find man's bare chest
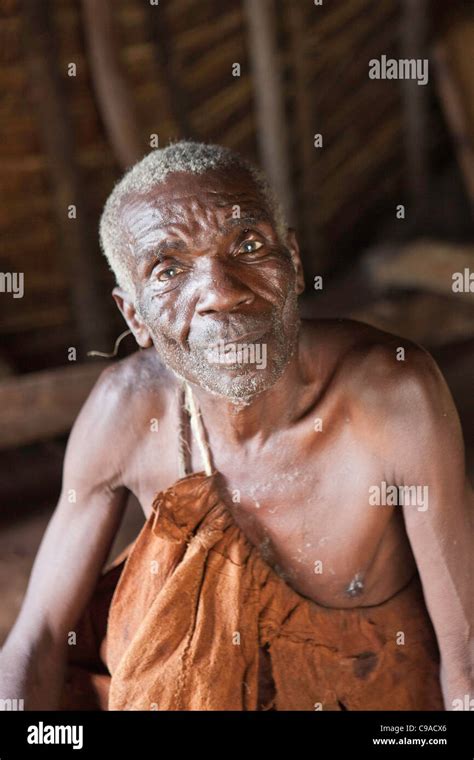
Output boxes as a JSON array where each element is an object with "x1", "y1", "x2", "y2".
[{"x1": 125, "y1": 418, "x2": 416, "y2": 609}]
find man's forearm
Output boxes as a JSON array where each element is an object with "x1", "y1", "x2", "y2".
[
  {"x1": 0, "y1": 633, "x2": 67, "y2": 710},
  {"x1": 440, "y1": 659, "x2": 473, "y2": 711}
]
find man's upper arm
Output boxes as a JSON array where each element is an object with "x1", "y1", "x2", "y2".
[
  {"x1": 386, "y1": 348, "x2": 473, "y2": 703},
  {"x1": 7, "y1": 365, "x2": 130, "y2": 650}
]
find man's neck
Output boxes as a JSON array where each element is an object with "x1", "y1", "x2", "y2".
[{"x1": 186, "y1": 338, "x2": 313, "y2": 450}]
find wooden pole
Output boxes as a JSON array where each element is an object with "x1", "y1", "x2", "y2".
[
  {"x1": 433, "y1": 31, "x2": 474, "y2": 207},
  {"x1": 21, "y1": 0, "x2": 111, "y2": 353},
  {"x1": 0, "y1": 362, "x2": 107, "y2": 449},
  {"x1": 144, "y1": 2, "x2": 194, "y2": 140},
  {"x1": 243, "y1": 0, "x2": 295, "y2": 226},
  {"x1": 81, "y1": 0, "x2": 144, "y2": 169},
  {"x1": 400, "y1": 0, "x2": 430, "y2": 214},
  {"x1": 287, "y1": 1, "x2": 325, "y2": 267}
]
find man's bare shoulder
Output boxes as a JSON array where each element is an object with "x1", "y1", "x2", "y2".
[
  {"x1": 301, "y1": 318, "x2": 464, "y2": 489},
  {"x1": 302, "y1": 317, "x2": 449, "y2": 420},
  {"x1": 96, "y1": 347, "x2": 176, "y2": 401},
  {"x1": 64, "y1": 348, "x2": 177, "y2": 489}
]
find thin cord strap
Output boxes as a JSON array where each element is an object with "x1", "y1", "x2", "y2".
[
  {"x1": 183, "y1": 381, "x2": 213, "y2": 476},
  {"x1": 177, "y1": 383, "x2": 192, "y2": 478},
  {"x1": 86, "y1": 329, "x2": 132, "y2": 358}
]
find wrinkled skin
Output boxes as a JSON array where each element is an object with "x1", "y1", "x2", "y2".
[
  {"x1": 114, "y1": 166, "x2": 303, "y2": 403},
  {"x1": 1, "y1": 166, "x2": 471, "y2": 711}
]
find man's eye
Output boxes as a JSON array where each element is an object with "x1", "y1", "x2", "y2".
[
  {"x1": 239, "y1": 239, "x2": 263, "y2": 254},
  {"x1": 158, "y1": 266, "x2": 182, "y2": 281}
]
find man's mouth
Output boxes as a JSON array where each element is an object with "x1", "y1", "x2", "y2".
[{"x1": 206, "y1": 329, "x2": 267, "y2": 349}]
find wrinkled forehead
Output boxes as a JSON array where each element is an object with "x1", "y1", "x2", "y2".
[{"x1": 118, "y1": 167, "x2": 275, "y2": 248}]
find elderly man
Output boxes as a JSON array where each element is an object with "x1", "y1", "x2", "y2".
[{"x1": 0, "y1": 141, "x2": 472, "y2": 711}]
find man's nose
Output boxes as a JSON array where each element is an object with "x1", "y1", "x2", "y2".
[{"x1": 194, "y1": 260, "x2": 255, "y2": 315}]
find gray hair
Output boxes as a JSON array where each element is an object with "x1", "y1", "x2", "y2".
[{"x1": 99, "y1": 140, "x2": 288, "y2": 295}]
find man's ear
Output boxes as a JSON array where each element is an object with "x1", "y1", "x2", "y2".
[
  {"x1": 286, "y1": 228, "x2": 305, "y2": 295},
  {"x1": 112, "y1": 287, "x2": 153, "y2": 348}
]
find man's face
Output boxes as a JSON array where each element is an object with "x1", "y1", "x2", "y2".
[{"x1": 118, "y1": 167, "x2": 303, "y2": 402}]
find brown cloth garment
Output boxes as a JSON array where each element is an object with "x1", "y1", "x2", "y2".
[{"x1": 60, "y1": 382, "x2": 443, "y2": 711}]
